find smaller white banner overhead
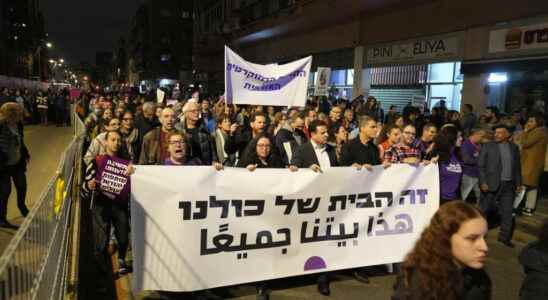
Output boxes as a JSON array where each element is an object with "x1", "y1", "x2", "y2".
[
  {"x1": 224, "y1": 46, "x2": 312, "y2": 107},
  {"x1": 314, "y1": 67, "x2": 331, "y2": 96}
]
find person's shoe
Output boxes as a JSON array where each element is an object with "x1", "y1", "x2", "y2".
[
  {"x1": 522, "y1": 208, "x2": 534, "y2": 216},
  {"x1": 0, "y1": 221, "x2": 19, "y2": 230},
  {"x1": 256, "y1": 287, "x2": 269, "y2": 300},
  {"x1": 118, "y1": 259, "x2": 129, "y2": 275},
  {"x1": 353, "y1": 269, "x2": 370, "y2": 284},
  {"x1": 498, "y1": 238, "x2": 515, "y2": 248},
  {"x1": 317, "y1": 281, "x2": 330, "y2": 296}
]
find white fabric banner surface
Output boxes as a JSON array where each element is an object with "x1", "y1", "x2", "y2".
[
  {"x1": 131, "y1": 165, "x2": 439, "y2": 292},
  {"x1": 224, "y1": 46, "x2": 312, "y2": 107}
]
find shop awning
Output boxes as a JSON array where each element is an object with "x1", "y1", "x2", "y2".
[{"x1": 461, "y1": 55, "x2": 548, "y2": 74}]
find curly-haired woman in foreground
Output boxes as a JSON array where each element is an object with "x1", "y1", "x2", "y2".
[{"x1": 392, "y1": 201, "x2": 491, "y2": 300}]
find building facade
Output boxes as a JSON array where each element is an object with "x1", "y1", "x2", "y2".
[
  {"x1": 127, "y1": 0, "x2": 193, "y2": 89},
  {"x1": 1, "y1": 0, "x2": 48, "y2": 80},
  {"x1": 193, "y1": 0, "x2": 548, "y2": 114}
]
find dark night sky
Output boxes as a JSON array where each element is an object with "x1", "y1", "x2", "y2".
[{"x1": 40, "y1": 0, "x2": 142, "y2": 65}]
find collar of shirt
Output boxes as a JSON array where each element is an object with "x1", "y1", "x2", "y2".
[{"x1": 311, "y1": 140, "x2": 326, "y2": 151}]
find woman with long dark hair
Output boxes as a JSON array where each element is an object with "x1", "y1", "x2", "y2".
[
  {"x1": 393, "y1": 201, "x2": 491, "y2": 300},
  {"x1": 236, "y1": 134, "x2": 283, "y2": 170},
  {"x1": 432, "y1": 124, "x2": 464, "y2": 204}
]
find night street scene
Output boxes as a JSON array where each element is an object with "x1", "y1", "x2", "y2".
[{"x1": 2, "y1": 1, "x2": 548, "y2": 299}]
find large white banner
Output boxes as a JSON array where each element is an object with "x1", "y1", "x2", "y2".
[
  {"x1": 131, "y1": 165, "x2": 439, "y2": 292},
  {"x1": 224, "y1": 46, "x2": 312, "y2": 107}
]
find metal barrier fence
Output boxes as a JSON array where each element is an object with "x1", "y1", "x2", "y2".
[{"x1": 0, "y1": 114, "x2": 85, "y2": 300}]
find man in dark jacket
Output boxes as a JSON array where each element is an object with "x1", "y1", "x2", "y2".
[
  {"x1": 0, "y1": 103, "x2": 30, "y2": 229},
  {"x1": 275, "y1": 112, "x2": 307, "y2": 165},
  {"x1": 225, "y1": 112, "x2": 267, "y2": 159},
  {"x1": 479, "y1": 124, "x2": 522, "y2": 247},
  {"x1": 289, "y1": 119, "x2": 337, "y2": 296},
  {"x1": 175, "y1": 101, "x2": 218, "y2": 166}
]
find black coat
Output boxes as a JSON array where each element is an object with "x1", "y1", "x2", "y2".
[
  {"x1": 290, "y1": 141, "x2": 338, "y2": 168},
  {"x1": 519, "y1": 241, "x2": 548, "y2": 300},
  {"x1": 0, "y1": 121, "x2": 30, "y2": 172},
  {"x1": 392, "y1": 267, "x2": 491, "y2": 300},
  {"x1": 275, "y1": 128, "x2": 307, "y2": 166}
]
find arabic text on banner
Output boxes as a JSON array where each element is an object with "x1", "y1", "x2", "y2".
[{"x1": 131, "y1": 165, "x2": 439, "y2": 292}]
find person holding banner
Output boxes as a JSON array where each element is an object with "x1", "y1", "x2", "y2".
[
  {"x1": 340, "y1": 116, "x2": 381, "y2": 169},
  {"x1": 393, "y1": 201, "x2": 491, "y2": 300},
  {"x1": 289, "y1": 119, "x2": 338, "y2": 296},
  {"x1": 82, "y1": 130, "x2": 134, "y2": 276},
  {"x1": 384, "y1": 124, "x2": 423, "y2": 165},
  {"x1": 237, "y1": 134, "x2": 283, "y2": 170},
  {"x1": 164, "y1": 132, "x2": 203, "y2": 166}
]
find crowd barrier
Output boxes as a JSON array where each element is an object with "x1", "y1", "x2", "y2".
[
  {"x1": 0, "y1": 113, "x2": 85, "y2": 300},
  {"x1": 0, "y1": 76, "x2": 50, "y2": 91}
]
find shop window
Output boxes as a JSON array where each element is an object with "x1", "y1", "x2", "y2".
[
  {"x1": 428, "y1": 84, "x2": 462, "y2": 110},
  {"x1": 427, "y1": 62, "x2": 455, "y2": 83},
  {"x1": 454, "y1": 62, "x2": 463, "y2": 82},
  {"x1": 346, "y1": 69, "x2": 354, "y2": 86},
  {"x1": 488, "y1": 73, "x2": 508, "y2": 83},
  {"x1": 309, "y1": 72, "x2": 316, "y2": 87},
  {"x1": 330, "y1": 70, "x2": 346, "y2": 86}
]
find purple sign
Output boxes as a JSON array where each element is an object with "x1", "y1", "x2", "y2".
[{"x1": 96, "y1": 156, "x2": 130, "y2": 200}]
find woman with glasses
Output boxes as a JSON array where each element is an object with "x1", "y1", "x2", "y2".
[
  {"x1": 236, "y1": 134, "x2": 283, "y2": 171},
  {"x1": 163, "y1": 132, "x2": 202, "y2": 166}
]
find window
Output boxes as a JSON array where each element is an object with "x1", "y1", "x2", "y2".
[
  {"x1": 427, "y1": 62, "x2": 455, "y2": 83},
  {"x1": 346, "y1": 69, "x2": 354, "y2": 86},
  {"x1": 330, "y1": 70, "x2": 346, "y2": 86}
]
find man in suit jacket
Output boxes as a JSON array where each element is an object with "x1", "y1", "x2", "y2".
[
  {"x1": 290, "y1": 119, "x2": 338, "y2": 172},
  {"x1": 479, "y1": 124, "x2": 522, "y2": 247},
  {"x1": 289, "y1": 119, "x2": 337, "y2": 296}
]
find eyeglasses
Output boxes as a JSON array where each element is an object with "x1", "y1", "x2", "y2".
[{"x1": 257, "y1": 144, "x2": 271, "y2": 148}]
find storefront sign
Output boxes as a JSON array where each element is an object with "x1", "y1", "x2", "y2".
[
  {"x1": 489, "y1": 22, "x2": 548, "y2": 53},
  {"x1": 366, "y1": 35, "x2": 461, "y2": 65}
]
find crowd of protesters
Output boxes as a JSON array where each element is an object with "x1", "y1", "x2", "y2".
[
  {"x1": 70, "y1": 87, "x2": 548, "y2": 299},
  {"x1": 2, "y1": 83, "x2": 547, "y2": 299}
]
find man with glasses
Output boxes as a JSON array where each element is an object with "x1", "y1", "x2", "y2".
[
  {"x1": 175, "y1": 102, "x2": 219, "y2": 167},
  {"x1": 139, "y1": 108, "x2": 179, "y2": 165},
  {"x1": 384, "y1": 124, "x2": 422, "y2": 164},
  {"x1": 134, "y1": 101, "x2": 158, "y2": 142},
  {"x1": 275, "y1": 112, "x2": 307, "y2": 165},
  {"x1": 119, "y1": 111, "x2": 140, "y2": 163}
]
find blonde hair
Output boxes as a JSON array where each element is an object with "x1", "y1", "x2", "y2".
[{"x1": 0, "y1": 103, "x2": 24, "y2": 123}]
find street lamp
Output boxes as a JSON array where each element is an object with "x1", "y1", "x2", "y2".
[
  {"x1": 59, "y1": 58, "x2": 64, "y2": 63},
  {"x1": 46, "y1": 42, "x2": 52, "y2": 48}
]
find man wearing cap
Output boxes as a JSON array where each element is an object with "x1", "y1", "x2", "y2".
[{"x1": 478, "y1": 124, "x2": 522, "y2": 248}]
